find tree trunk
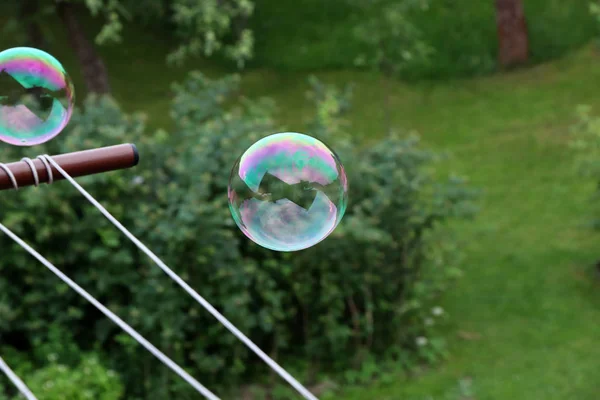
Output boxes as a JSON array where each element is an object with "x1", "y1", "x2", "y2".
[
  {"x1": 19, "y1": 0, "x2": 46, "y2": 49},
  {"x1": 495, "y1": 0, "x2": 529, "y2": 68},
  {"x1": 56, "y1": 2, "x2": 111, "y2": 94}
]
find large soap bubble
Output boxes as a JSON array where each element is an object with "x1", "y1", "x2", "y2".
[
  {"x1": 0, "y1": 47, "x2": 75, "y2": 146},
  {"x1": 228, "y1": 132, "x2": 348, "y2": 252}
]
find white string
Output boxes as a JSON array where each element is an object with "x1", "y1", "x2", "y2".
[
  {"x1": 36, "y1": 156, "x2": 53, "y2": 185},
  {"x1": 41, "y1": 155, "x2": 319, "y2": 400},
  {"x1": 0, "y1": 355, "x2": 37, "y2": 400},
  {"x1": 0, "y1": 164, "x2": 18, "y2": 190},
  {"x1": 20, "y1": 158, "x2": 39, "y2": 187},
  {"x1": 0, "y1": 222, "x2": 220, "y2": 400}
]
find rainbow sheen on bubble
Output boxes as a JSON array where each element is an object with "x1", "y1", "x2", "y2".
[
  {"x1": 228, "y1": 132, "x2": 348, "y2": 252},
  {"x1": 0, "y1": 47, "x2": 74, "y2": 146}
]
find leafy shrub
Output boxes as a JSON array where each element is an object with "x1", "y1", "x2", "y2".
[
  {"x1": 0, "y1": 327, "x2": 122, "y2": 400},
  {"x1": 0, "y1": 356, "x2": 121, "y2": 400},
  {"x1": 24, "y1": 355, "x2": 123, "y2": 400},
  {"x1": 0, "y1": 73, "x2": 476, "y2": 398}
]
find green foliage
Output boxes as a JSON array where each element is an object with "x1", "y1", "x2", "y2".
[
  {"x1": 352, "y1": 0, "x2": 433, "y2": 77},
  {"x1": 0, "y1": 326, "x2": 123, "y2": 400},
  {"x1": 24, "y1": 355, "x2": 123, "y2": 400},
  {"x1": 0, "y1": 0, "x2": 254, "y2": 68},
  {"x1": 570, "y1": 105, "x2": 600, "y2": 228},
  {"x1": 5, "y1": 0, "x2": 594, "y2": 78},
  {"x1": 88, "y1": 0, "x2": 127, "y2": 46},
  {"x1": 168, "y1": 0, "x2": 255, "y2": 67},
  {"x1": 251, "y1": 0, "x2": 595, "y2": 79},
  {"x1": 92, "y1": 0, "x2": 256, "y2": 67},
  {"x1": 0, "y1": 0, "x2": 130, "y2": 46},
  {"x1": 591, "y1": 1, "x2": 600, "y2": 23},
  {"x1": 0, "y1": 73, "x2": 475, "y2": 398}
]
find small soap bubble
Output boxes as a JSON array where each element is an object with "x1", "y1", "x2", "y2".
[
  {"x1": 228, "y1": 132, "x2": 348, "y2": 252},
  {"x1": 0, "y1": 47, "x2": 75, "y2": 146}
]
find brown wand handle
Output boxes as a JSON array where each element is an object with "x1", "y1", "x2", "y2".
[{"x1": 0, "y1": 143, "x2": 140, "y2": 191}]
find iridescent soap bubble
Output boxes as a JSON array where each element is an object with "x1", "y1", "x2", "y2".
[
  {"x1": 0, "y1": 47, "x2": 75, "y2": 146},
  {"x1": 228, "y1": 132, "x2": 348, "y2": 252}
]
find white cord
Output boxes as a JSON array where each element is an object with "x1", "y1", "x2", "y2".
[
  {"x1": 20, "y1": 158, "x2": 39, "y2": 187},
  {"x1": 42, "y1": 155, "x2": 319, "y2": 400},
  {"x1": 0, "y1": 164, "x2": 18, "y2": 190},
  {"x1": 36, "y1": 156, "x2": 53, "y2": 184},
  {"x1": 0, "y1": 355, "x2": 37, "y2": 400},
  {"x1": 0, "y1": 222, "x2": 220, "y2": 400}
]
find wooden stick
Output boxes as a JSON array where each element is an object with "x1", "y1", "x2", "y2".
[{"x1": 0, "y1": 144, "x2": 139, "y2": 191}]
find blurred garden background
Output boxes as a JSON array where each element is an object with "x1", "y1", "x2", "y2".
[{"x1": 0, "y1": 0, "x2": 600, "y2": 399}]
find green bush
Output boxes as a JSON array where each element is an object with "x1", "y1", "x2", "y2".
[
  {"x1": 0, "y1": 327, "x2": 122, "y2": 400},
  {"x1": 250, "y1": 0, "x2": 595, "y2": 79},
  {"x1": 0, "y1": 73, "x2": 476, "y2": 398},
  {"x1": 0, "y1": 357, "x2": 122, "y2": 400},
  {"x1": 25, "y1": 355, "x2": 123, "y2": 400}
]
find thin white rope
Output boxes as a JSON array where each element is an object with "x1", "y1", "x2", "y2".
[
  {"x1": 0, "y1": 222, "x2": 220, "y2": 400},
  {"x1": 20, "y1": 158, "x2": 39, "y2": 187},
  {"x1": 0, "y1": 355, "x2": 37, "y2": 400},
  {"x1": 36, "y1": 156, "x2": 53, "y2": 184},
  {"x1": 0, "y1": 164, "x2": 18, "y2": 190},
  {"x1": 42, "y1": 155, "x2": 319, "y2": 400}
]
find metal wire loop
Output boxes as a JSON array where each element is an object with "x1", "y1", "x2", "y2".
[{"x1": 20, "y1": 157, "x2": 39, "y2": 187}]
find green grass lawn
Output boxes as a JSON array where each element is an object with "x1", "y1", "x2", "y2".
[
  {"x1": 2, "y1": 14, "x2": 600, "y2": 399},
  {"x1": 322, "y1": 49, "x2": 600, "y2": 399}
]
